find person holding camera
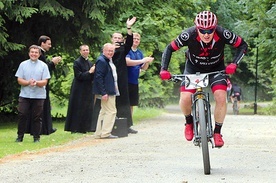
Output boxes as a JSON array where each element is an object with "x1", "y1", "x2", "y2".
[{"x1": 111, "y1": 16, "x2": 138, "y2": 134}]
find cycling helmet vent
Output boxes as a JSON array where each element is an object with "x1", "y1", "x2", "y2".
[{"x1": 194, "y1": 11, "x2": 217, "y2": 29}]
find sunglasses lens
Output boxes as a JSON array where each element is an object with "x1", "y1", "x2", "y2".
[{"x1": 199, "y1": 29, "x2": 214, "y2": 34}]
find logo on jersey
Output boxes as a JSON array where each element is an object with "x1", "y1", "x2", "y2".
[
  {"x1": 223, "y1": 30, "x2": 232, "y2": 39},
  {"x1": 180, "y1": 32, "x2": 189, "y2": 41}
]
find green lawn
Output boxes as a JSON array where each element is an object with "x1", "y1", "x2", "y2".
[{"x1": 0, "y1": 107, "x2": 163, "y2": 159}]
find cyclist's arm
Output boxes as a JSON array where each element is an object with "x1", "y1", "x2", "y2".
[
  {"x1": 229, "y1": 88, "x2": 233, "y2": 96},
  {"x1": 232, "y1": 39, "x2": 248, "y2": 65},
  {"x1": 161, "y1": 43, "x2": 176, "y2": 70},
  {"x1": 240, "y1": 88, "x2": 242, "y2": 96},
  {"x1": 161, "y1": 28, "x2": 194, "y2": 70},
  {"x1": 216, "y1": 26, "x2": 248, "y2": 65},
  {"x1": 240, "y1": 88, "x2": 242, "y2": 100}
]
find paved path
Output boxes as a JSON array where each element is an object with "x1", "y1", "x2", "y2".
[{"x1": 0, "y1": 105, "x2": 275, "y2": 183}]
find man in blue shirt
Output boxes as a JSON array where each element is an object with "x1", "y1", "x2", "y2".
[
  {"x1": 126, "y1": 33, "x2": 154, "y2": 128},
  {"x1": 15, "y1": 45, "x2": 51, "y2": 142}
]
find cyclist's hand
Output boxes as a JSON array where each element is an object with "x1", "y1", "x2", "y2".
[
  {"x1": 225, "y1": 63, "x2": 237, "y2": 74},
  {"x1": 160, "y1": 69, "x2": 171, "y2": 80}
]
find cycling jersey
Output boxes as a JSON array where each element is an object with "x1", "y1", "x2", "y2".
[
  {"x1": 161, "y1": 26, "x2": 248, "y2": 72},
  {"x1": 230, "y1": 84, "x2": 242, "y2": 96}
]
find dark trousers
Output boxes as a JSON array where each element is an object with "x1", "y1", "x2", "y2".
[{"x1": 17, "y1": 97, "x2": 44, "y2": 139}]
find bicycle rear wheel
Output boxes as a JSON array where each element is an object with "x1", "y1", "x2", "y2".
[{"x1": 198, "y1": 99, "x2": 211, "y2": 175}]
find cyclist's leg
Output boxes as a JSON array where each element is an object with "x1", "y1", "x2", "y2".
[
  {"x1": 210, "y1": 74, "x2": 227, "y2": 147},
  {"x1": 180, "y1": 62, "x2": 198, "y2": 141},
  {"x1": 180, "y1": 61, "x2": 197, "y2": 116},
  {"x1": 230, "y1": 95, "x2": 234, "y2": 104},
  {"x1": 213, "y1": 89, "x2": 227, "y2": 123},
  {"x1": 180, "y1": 88, "x2": 195, "y2": 141},
  {"x1": 210, "y1": 74, "x2": 228, "y2": 123},
  {"x1": 237, "y1": 95, "x2": 241, "y2": 109},
  {"x1": 179, "y1": 91, "x2": 193, "y2": 116}
]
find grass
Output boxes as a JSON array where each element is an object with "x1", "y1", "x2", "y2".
[
  {"x1": 239, "y1": 102, "x2": 276, "y2": 115},
  {"x1": 0, "y1": 107, "x2": 162, "y2": 159}
]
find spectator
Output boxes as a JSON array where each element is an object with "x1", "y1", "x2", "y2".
[
  {"x1": 126, "y1": 32, "x2": 154, "y2": 117},
  {"x1": 112, "y1": 16, "x2": 138, "y2": 134},
  {"x1": 93, "y1": 43, "x2": 118, "y2": 139},
  {"x1": 92, "y1": 17, "x2": 137, "y2": 134},
  {"x1": 15, "y1": 45, "x2": 51, "y2": 142},
  {"x1": 26, "y1": 35, "x2": 61, "y2": 135},
  {"x1": 65, "y1": 45, "x2": 95, "y2": 133}
]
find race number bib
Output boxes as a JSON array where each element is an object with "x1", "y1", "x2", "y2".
[{"x1": 185, "y1": 74, "x2": 209, "y2": 89}]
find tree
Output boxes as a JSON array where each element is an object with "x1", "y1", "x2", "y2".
[{"x1": 1, "y1": 0, "x2": 274, "y2": 117}]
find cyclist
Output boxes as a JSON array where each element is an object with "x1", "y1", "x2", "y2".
[
  {"x1": 160, "y1": 11, "x2": 248, "y2": 147},
  {"x1": 230, "y1": 83, "x2": 242, "y2": 109}
]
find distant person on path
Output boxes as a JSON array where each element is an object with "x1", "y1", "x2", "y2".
[
  {"x1": 126, "y1": 32, "x2": 154, "y2": 118},
  {"x1": 230, "y1": 83, "x2": 242, "y2": 109},
  {"x1": 65, "y1": 45, "x2": 95, "y2": 133},
  {"x1": 15, "y1": 45, "x2": 51, "y2": 142},
  {"x1": 160, "y1": 11, "x2": 248, "y2": 147},
  {"x1": 93, "y1": 43, "x2": 118, "y2": 139}
]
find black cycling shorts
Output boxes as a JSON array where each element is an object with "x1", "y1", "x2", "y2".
[{"x1": 232, "y1": 94, "x2": 241, "y2": 101}]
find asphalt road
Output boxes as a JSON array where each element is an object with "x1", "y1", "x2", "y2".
[{"x1": 0, "y1": 105, "x2": 275, "y2": 183}]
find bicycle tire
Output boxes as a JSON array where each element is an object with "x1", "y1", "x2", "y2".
[
  {"x1": 233, "y1": 99, "x2": 239, "y2": 115},
  {"x1": 198, "y1": 99, "x2": 211, "y2": 174}
]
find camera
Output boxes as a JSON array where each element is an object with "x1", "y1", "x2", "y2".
[{"x1": 115, "y1": 42, "x2": 124, "y2": 46}]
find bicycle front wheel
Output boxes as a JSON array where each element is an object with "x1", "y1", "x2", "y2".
[{"x1": 198, "y1": 99, "x2": 211, "y2": 175}]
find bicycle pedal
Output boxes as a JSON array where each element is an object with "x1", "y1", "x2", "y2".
[
  {"x1": 193, "y1": 139, "x2": 200, "y2": 146},
  {"x1": 210, "y1": 138, "x2": 215, "y2": 148}
]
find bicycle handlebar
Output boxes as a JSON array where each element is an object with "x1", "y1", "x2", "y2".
[{"x1": 170, "y1": 70, "x2": 226, "y2": 83}]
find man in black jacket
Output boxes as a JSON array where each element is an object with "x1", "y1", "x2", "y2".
[
  {"x1": 93, "y1": 43, "x2": 118, "y2": 139},
  {"x1": 111, "y1": 16, "x2": 138, "y2": 134},
  {"x1": 65, "y1": 45, "x2": 95, "y2": 133},
  {"x1": 37, "y1": 35, "x2": 61, "y2": 135}
]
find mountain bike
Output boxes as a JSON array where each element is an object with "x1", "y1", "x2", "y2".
[
  {"x1": 171, "y1": 70, "x2": 225, "y2": 175},
  {"x1": 232, "y1": 96, "x2": 239, "y2": 115}
]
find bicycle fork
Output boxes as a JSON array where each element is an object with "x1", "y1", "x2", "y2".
[{"x1": 191, "y1": 89, "x2": 215, "y2": 148}]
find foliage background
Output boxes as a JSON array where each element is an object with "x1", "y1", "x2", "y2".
[{"x1": 0, "y1": 0, "x2": 275, "y2": 117}]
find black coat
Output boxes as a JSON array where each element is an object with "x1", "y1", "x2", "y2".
[
  {"x1": 64, "y1": 56, "x2": 95, "y2": 133},
  {"x1": 112, "y1": 34, "x2": 133, "y2": 127}
]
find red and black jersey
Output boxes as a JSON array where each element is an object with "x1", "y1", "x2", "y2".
[{"x1": 161, "y1": 26, "x2": 248, "y2": 72}]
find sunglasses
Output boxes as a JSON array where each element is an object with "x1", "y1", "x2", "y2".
[{"x1": 198, "y1": 29, "x2": 215, "y2": 34}]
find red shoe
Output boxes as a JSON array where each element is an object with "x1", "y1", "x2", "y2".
[
  {"x1": 214, "y1": 133, "x2": 224, "y2": 147},
  {"x1": 184, "y1": 123, "x2": 194, "y2": 141}
]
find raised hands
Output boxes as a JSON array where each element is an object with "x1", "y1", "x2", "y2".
[{"x1": 126, "y1": 16, "x2": 137, "y2": 28}]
